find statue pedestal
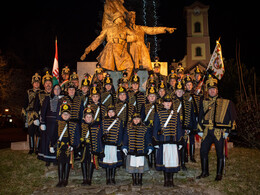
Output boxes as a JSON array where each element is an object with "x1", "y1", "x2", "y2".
[{"x1": 77, "y1": 61, "x2": 98, "y2": 83}]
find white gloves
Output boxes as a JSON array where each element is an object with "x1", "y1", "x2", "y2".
[
  {"x1": 178, "y1": 145, "x2": 183, "y2": 150},
  {"x1": 25, "y1": 122, "x2": 28, "y2": 128},
  {"x1": 33, "y1": 119, "x2": 40, "y2": 126},
  {"x1": 49, "y1": 147, "x2": 55, "y2": 153},
  {"x1": 198, "y1": 132, "x2": 203, "y2": 138},
  {"x1": 147, "y1": 149, "x2": 153, "y2": 155},
  {"x1": 69, "y1": 146, "x2": 73, "y2": 152},
  {"x1": 224, "y1": 133, "x2": 229, "y2": 139},
  {"x1": 154, "y1": 145, "x2": 159, "y2": 149},
  {"x1": 122, "y1": 148, "x2": 128, "y2": 156},
  {"x1": 40, "y1": 124, "x2": 46, "y2": 131}
]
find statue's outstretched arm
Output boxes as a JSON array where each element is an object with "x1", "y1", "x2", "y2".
[
  {"x1": 141, "y1": 26, "x2": 176, "y2": 35},
  {"x1": 81, "y1": 29, "x2": 107, "y2": 61}
]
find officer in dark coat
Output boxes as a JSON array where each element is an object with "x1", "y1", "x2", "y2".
[
  {"x1": 101, "y1": 74, "x2": 116, "y2": 108},
  {"x1": 22, "y1": 73, "x2": 41, "y2": 154},
  {"x1": 196, "y1": 75, "x2": 237, "y2": 181}
]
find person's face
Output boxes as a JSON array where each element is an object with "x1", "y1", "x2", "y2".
[
  {"x1": 119, "y1": 93, "x2": 127, "y2": 102},
  {"x1": 84, "y1": 114, "x2": 93, "y2": 124},
  {"x1": 33, "y1": 82, "x2": 40, "y2": 90},
  {"x1": 71, "y1": 80, "x2": 79, "y2": 88},
  {"x1": 68, "y1": 88, "x2": 76, "y2": 97},
  {"x1": 131, "y1": 83, "x2": 139, "y2": 91},
  {"x1": 175, "y1": 89, "x2": 184, "y2": 98},
  {"x1": 53, "y1": 85, "x2": 61, "y2": 96},
  {"x1": 158, "y1": 89, "x2": 166, "y2": 98},
  {"x1": 122, "y1": 83, "x2": 128, "y2": 89},
  {"x1": 133, "y1": 117, "x2": 141, "y2": 125},
  {"x1": 170, "y1": 79, "x2": 176, "y2": 87},
  {"x1": 61, "y1": 112, "x2": 71, "y2": 121},
  {"x1": 147, "y1": 94, "x2": 156, "y2": 103},
  {"x1": 154, "y1": 67, "x2": 160, "y2": 74},
  {"x1": 186, "y1": 82, "x2": 193, "y2": 92},
  {"x1": 44, "y1": 81, "x2": 52, "y2": 92},
  {"x1": 97, "y1": 73, "x2": 103, "y2": 81},
  {"x1": 105, "y1": 84, "x2": 112, "y2": 91},
  {"x1": 92, "y1": 94, "x2": 100, "y2": 104},
  {"x1": 162, "y1": 101, "x2": 172, "y2": 110},
  {"x1": 81, "y1": 86, "x2": 89, "y2": 94},
  {"x1": 195, "y1": 74, "x2": 201, "y2": 82},
  {"x1": 108, "y1": 110, "x2": 116, "y2": 118},
  {"x1": 62, "y1": 74, "x2": 69, "y2": 80},
  {"x1": 208, "y1": 88, "x2": 218, "y2": 97}
]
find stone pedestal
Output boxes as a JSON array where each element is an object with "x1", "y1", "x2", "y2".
[
  {"x1": 11, "y1": 135, "x2": 29, "y2": 150},
  {"x1": 77, "y1": 61, "x2": 98, "y2": 82}
]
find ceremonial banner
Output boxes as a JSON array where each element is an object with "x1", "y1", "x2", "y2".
[
  {"x1": 52, "y1": 37, "x2": 59, "y2": 82},
  {"x1": 207, "y1": 40, "x2": 225, "y2": 80}
]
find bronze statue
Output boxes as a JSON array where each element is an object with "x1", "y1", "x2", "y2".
[
  {"x1": 81, "y1": 12, "x2": 134, "y2": 80},
  {"x1": 127, "y1": 11, "x2": 176, "y2": 70}
]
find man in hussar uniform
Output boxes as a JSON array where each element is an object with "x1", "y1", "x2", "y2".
[
  {"x1": 101, "y1": 74, "x2": 116, "y2": 108},
  {"x1": 80, "y1": 74, "x2": 91, "y2": 108},
  {"x1": 22, "y1": 73, "x2": 41, "y2": 154},
  {"x1": 167, "y1": 70, "x2": 177, "y2": 98},
  {"x1": 81, "y1": 12, "x2": 135, "y2": 80},
  {"x1": 126, "y1": 11, "x2": 175, "y2": 71},
  {"x1": 128, "y1": 73, "x2": 145, "y2": 113},
  {"x1": 196, "y1": 75, "x2": 237, "y2": 181},
  {"x1": 60, "y1": 66, "x2": 70, "y2": 94},
  {"x1": 91, "y1": 64, "x2": 105, "y2": 91},
  {"x1": 70, "y1": 72, "x2": 81, "y2": 96},
  {"x1": 35, "y1": 71, "x2": 52, "y2": 154},
  {"x1": 153, "y1": 58, "x2": 167, "y2": 85}
]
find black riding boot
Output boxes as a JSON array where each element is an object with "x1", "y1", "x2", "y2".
[
  {"x1": 106, "y1": 168, "x2": 111, "y2": 185},
  {"x1": 56, "y1": 163, "x2": 64, "y2": 187},
  {"x1": 138, "y1": 173, "x2": 143, "y2": 186},
  {"x1": 81, "y1": 163, "x2": 88, "y2": 185},
  {"x1": 148, "y1": 154, "x2": 153, "y2": 168},
  {"x1": 181, "y1": 148, "x2": 187, "y2": 171},
  {"x1": 196, "y1": 158, "x2": 209, "y2": 179},
  {"x1": 28, "y1": 136, "x2": 34, "y2": 154},
  {"x1": 168, "y1": 173, "x2": 174, "y2": 187},
  {"x1": 63, "y1": 163, "x2": 70, "y2": 187},
  {"x1": 87, "y1": 162, "x2": 94, "y2": 185},
  {"x1": 190, "y1": 144, "x2": 196, "y2": 163},
  {"x1": 132, "y1": 173, "x2": 137, "y2": 186},
  {"x1": 215, "y1": 158, "x2": 224, "y2": 181},
  {"x1": 111, "y1": 168, "x2": 116, "y2": 184},
  {"x1": 163, "y1": 171, "x2": 167, "y2": 187}
]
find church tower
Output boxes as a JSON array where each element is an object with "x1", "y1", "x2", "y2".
[{"x1": 183, "y1": 1, "x2": 211, "y2": 73}]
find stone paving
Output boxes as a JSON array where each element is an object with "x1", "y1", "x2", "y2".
[{"x1": 33, "y1": 158, "x2": 223, "y2": 195}]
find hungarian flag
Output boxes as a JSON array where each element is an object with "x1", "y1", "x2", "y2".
[
  {"x1": 207, "y1": 40, "x2": 225, "y2": 80},
  {"x1": 52, "y1": 37, "x2": 59, "y2": 83}
]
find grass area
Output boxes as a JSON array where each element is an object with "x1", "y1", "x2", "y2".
[
  {"x1": 0, "y1": 149, "x2": 46, "y2": 195},
  {"x1": 0, "y1": 147, "x2": 259, "y2": 194}
]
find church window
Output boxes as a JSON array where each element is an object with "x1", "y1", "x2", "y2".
[
  {"x1": 194, "y1": 22, "x2": 201, "y2": 32},
  {"x1": 196, "y1": 47, "x2": 202, "y2": 56}
]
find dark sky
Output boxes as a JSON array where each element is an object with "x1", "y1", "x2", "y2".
[{"x1": 0, "y1": 0, "x2": 258, "y2": 73}]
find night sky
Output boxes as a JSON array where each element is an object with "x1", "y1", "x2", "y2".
[{"x1": 0, "y1": 0, "x2": 258, "y2": 73}]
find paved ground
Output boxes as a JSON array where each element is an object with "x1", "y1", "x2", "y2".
[{"x1": 33, "y1": 159, "x2": 223, "y2": 195}]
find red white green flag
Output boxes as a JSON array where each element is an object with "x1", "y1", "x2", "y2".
[
  {"x1": 52, "y1": 37, "x2": 59, "y2": 83},
  {"x1": 207, "y1": 40, "x2": 225, "y2": 80}
]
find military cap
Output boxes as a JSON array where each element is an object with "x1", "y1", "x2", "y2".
[
  {"x1": 154, "y1": 57, "x2": 161, "y2": 68},
  {"x1": 84, "y1": 105, "x2": 94, "y2": 116},
  {"x1": 62, "y1": 66, "x2": 70, "y2": 75},
  {"x1": 60, "y1": 101, "x2": 71, "y2": 114},
  {"x1": 131, "y1": 73, "x2": 140, "y2": 84},
  {"x1": 175, "y1": 79, "x2": 185, "y2": 90},
  {"x1": 184, "y1": 74, "x2": 193, "y2": 84},
  {"x1": 168, "y1": 70, "x2": 177, "y2": 82},
  {"x1": 163, "y1": 94, "x2": 172, "y2": 102},
  {"x1": 176, "y1": 63, "x2": 184, "y2": 74},
  {"x1": 70, "y1": 72, "x2": 79, "y2": 81},
  {"x1": 90, "y1": 86, "x2": 100, "y2": 96},
  {"x1": 95, "y1": 63, "x2": 104, "y2": 74},
  {"x1": 117, "y1": 86, "x2": 127, "y2": 94},
  {"x1": 81, "y1": 73, "x2": 90, "y2": 87},
  {"x1": 195, "y1": 66, "x2": 201, "y2": 75},
  {"x1": 107, "y1": 104, "x2": 116, "y2": 112},
  {"x1": 147, "y1": 86, "x2": 157, "y2": 95},
  {"x1": 31, "y1": 73, "x2": 41, "y2": 84},
  {"x1": 42, "y1": 71, "x2": 53, "y2": 85},
  {"x1": 132, "y1": 112, "x2": 141, "y2": 119},
  {"x1": 158, "y1": 80, "x2": 166, "y2": 90},
  {"x1": 206, "y1": 74, "x2": 218, "y2": 90},
  {"x1": 67, "y1": 82, "x2": 77, "y2": 89},
  {"x1": 104, "y1": 74, "x2": 113, "y2": 86}
]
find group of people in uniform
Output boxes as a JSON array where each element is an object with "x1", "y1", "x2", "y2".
[{"x1": 21, "y1": 61, "x2": 237, "y2": 188}]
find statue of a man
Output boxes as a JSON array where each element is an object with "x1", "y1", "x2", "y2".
[
  {"x1": 81, "y1": 12, "x2": 135, "y2": 80},
  {"x1": 127, "y1": 11, "x2": 176, "y2": 70}
]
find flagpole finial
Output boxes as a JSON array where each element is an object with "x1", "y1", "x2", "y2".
[{"x1": 216, "y1": 37, "x2": 221, "y2": 44}]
